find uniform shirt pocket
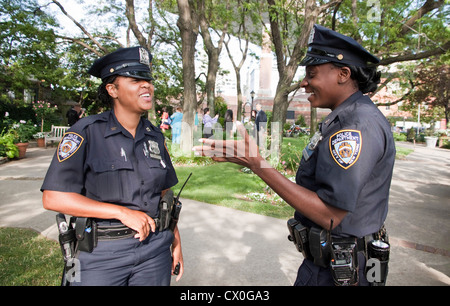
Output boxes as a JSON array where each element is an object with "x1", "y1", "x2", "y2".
[
  {"x1": 142, "y1": 157, "x2": 167, "y2": 193},
  {"x1": 89, "y1": 159, "x2": 134, "y2": 202},
  {"x1": 296, "y1": 152, "x2": 318, "y2": 191}
]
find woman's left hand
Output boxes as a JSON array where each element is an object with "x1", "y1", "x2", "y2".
[
  {"x1": 193, "y1": 122, "x2": 263, "y2": 170},
  {"x1": 171, "y1": 226, "x2": 184, "y2": 281}
]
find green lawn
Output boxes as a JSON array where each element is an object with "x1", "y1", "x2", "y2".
[
  {"x1": 0, "y1": 228, "x2": 62, "y2": 286},
  {"x1": 171, "y1": 136, "x2": 309, "y2": 220},
  {"x1": 173, "y1": 163, "x2": 296, "y2": 220},
  {"x1": 395, "y1": 146, "x2": 414, "y2": 159}
]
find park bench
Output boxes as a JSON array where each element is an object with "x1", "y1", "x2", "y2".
[{"x1": 45, "y1": 125, "x2": 70, "y2": 148}]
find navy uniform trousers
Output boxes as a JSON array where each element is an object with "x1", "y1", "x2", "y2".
[{"x1": 71, "y1": 230, "x2": 174, "y2": 286}]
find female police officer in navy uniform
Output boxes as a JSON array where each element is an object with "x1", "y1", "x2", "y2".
[
  {"x1": 194, "y1": 25, "x2": 395, "y2": 286},
  {"x1": 41, "y1": 47, "x2": 183, "y2": 285}
]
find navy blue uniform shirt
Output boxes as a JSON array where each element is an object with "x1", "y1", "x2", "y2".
[
  {"x1": 41, "y1": 110, "x2": 178, "y2": 220},
  {"x1": 295, "y1": 91, "x2": 395, "y2": 238}
]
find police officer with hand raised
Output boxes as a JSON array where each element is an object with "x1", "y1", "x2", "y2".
[
  {"x1": 42, "y1": 47, "x2": 183, "y2": 286},
  {"x1": 194, "y1": 24, "x2": 394, "y2": 286}
]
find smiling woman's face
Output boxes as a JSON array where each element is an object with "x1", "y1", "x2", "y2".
[
  {"x1": 300, "y1": 63, "x2": 351, "y2": 110},
  {"x1": 106, "y1": 76, "x2": 154, "y2": 113}
]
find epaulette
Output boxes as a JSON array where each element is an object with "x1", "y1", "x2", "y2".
[
  {"x1": 143, "y1": 118, "x2": 164, "y2": 135},
  {"x1": 70, "y1": 111, "x2": 110, "y2": 132}
]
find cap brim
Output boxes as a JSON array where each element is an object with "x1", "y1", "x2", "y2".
[
  {"x1": 299, "y1": 55, "x2": 330, "y2": 67},
  {"x1": 111, "y1": 71, "x2": 154, "y2": 81}
]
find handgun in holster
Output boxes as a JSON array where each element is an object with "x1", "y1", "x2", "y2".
[
  {"x1": 56, "y1": 213, "x2": 76, "y2": 262},
  {"x1": 56, "y1": 213, "x2": 76, "y2": 286}
]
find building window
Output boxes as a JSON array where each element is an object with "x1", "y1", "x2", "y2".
[{"x1": 286, "y1": 110, "x2": 295, "y2": 120}]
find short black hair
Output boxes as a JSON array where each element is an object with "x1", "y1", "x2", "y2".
[{"x1": 97, "y1": 75, "x2": 118, "y2": 108}]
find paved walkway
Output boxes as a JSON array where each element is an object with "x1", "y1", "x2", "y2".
[{"x1": 0, "y1": 142, "x2": 449, "y2": 286}]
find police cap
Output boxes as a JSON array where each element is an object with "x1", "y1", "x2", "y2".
[
  {"x1": 88, "y1": 46, "x2": 153, "y2": 81},
  {"x1": 300, "y1": 24, "x2": 379, "y2": 67}
]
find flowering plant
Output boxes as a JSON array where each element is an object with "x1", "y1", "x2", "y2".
[
  {"x1": 33, "y1": 132, "x2": 46, "y2": 139},
  {"x1": 10, "y1": 120, "x2": 37, "y2": 143},
  {"x1": 32, "y1": 100, "x2": 58, "y2": 132}
]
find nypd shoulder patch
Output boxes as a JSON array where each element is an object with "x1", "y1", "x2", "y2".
[
  {"x1": 329, "y1": 129, "x2": 362, "y2": 169},
  {"x1": 57, "y1": 132, "x2": 84, "y2": 162}
]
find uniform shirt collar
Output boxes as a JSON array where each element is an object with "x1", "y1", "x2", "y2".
[
  {"x1": 320, "y1": 91, "x2": 363, "y2": 135},
  {"x1": 104, "y1": 110, "x2": 161, "y2": 140},
  {"x1": 104, "y1": 110, "x2": 129, "y2": 138}
]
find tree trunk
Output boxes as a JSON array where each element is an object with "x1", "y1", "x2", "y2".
[
  {"x1": 267, "y1": 0, "x2": 319, "y2": 153},
  {"x1": 177, "y1": 0, "x2": 199, "y2": 154},
  {"x1": 235, "y1": 71, "x2": 243, "y2": 122},
  {"x1": 205, "y1": 51, "x2": 220, "y2": 116},
  {"x1": 198, "y1": 0, "x2": 227, "y2": 117}
]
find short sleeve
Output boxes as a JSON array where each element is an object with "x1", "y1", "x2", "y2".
[
  {"x1": 41, "y1": 128, "x2": 87, "y2": 194},
  {"x1": 315, "y1": 126, "x2": 385, "y2": 212},
  {"x1": 161, "y1": 140, "x2": 178, "y2": 190}
]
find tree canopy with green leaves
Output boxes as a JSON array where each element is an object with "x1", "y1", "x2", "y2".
[
  {"x1": 1, "y1": 0, "x2": 448, "y2": 139},
  {"x1": 0, "y1": 0, "x2": 59, "y2": 104}
]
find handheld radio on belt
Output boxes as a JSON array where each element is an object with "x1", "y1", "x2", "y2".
[
  {"x1": 157, "y1": 172, "x2": 192, "y2": 231},
  {"x1": 164, "y1": 172, "x2": 192, "y2": 276},
  {"x1": 154, "y1": 173, "x2": 192, "y2": 231},
  {"x1": 171, "y1": 172, "x2": 192, "y2": 231}
]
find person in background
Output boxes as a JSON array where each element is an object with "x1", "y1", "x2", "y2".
[
  {"x1": 66, "y1": 104, "x2": 85, "y2": 126},
  {"x1": 170, "y1": 107, "x2": 183, "y2": 144},
  {"x1": 160, "y1": 107, "x2": 170, "y2": 132},
  {"x1": 224, "y1": 109, "x2": 235, "y2": 138},
  {"x1": 202, "y1": 107, "x2": 218, "y2": 139},
  {"x1": 254, "y1": 104, "x2": 267, "y2": 146}
]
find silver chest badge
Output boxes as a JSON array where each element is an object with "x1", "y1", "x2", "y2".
[
  {"x1": 302, "y1": 131, "x2": 322, "y2": 161},
  {"x1": 148, "y1": 140, "x2": 161, "y2": 159}
]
